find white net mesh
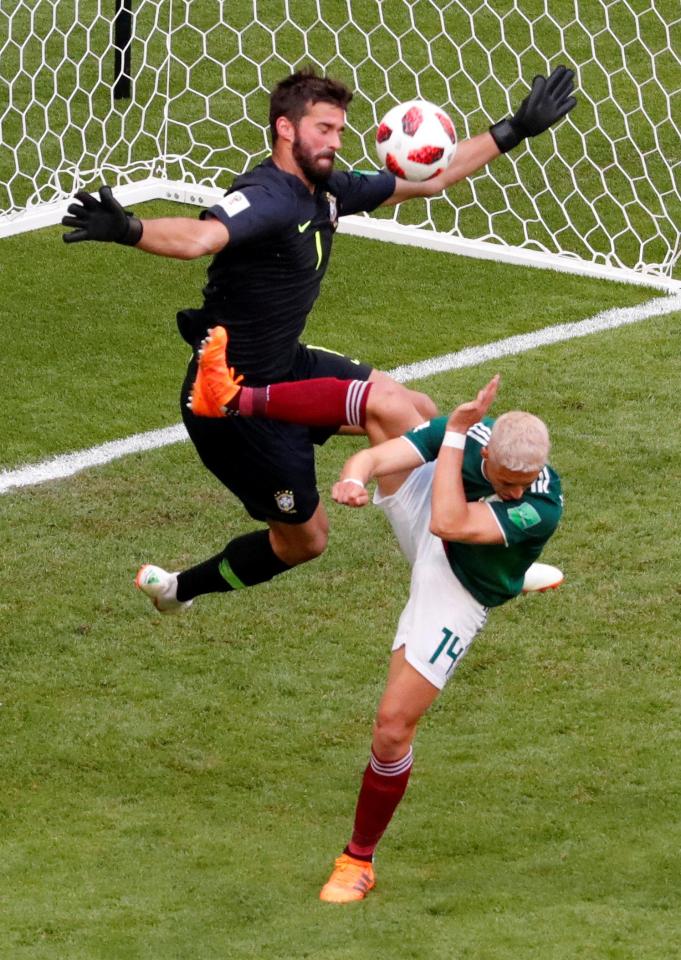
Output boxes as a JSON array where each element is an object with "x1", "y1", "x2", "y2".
[{"x1": 1, "y1": 0, "x2": 679, "y2": 282}]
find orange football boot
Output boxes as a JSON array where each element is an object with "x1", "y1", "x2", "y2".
[
  {"x1": 188, "y1": 326, "x2": 244, "y2": 417},
  {"x1": 319, "y1": 853, "x2": 376, "y2": 903}
]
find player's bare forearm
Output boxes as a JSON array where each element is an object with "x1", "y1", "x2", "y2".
[
  {"x1": 383, "y1": 132, "x2": 500, "y2": 205},
  {"x1": 333, "y1": 437, "x2": 422, "y2": 506},
  {"x1": 430, "y1": 376, "x2": 504, "y2": 544},
  {"x1": 437, "y1": 132, "x2": 501, "y2": 190},
  {"x1": 430, "y1": 449, "x2": 502, "y2": 543},
  {"x1": 430, "y1": 446, "x2": 470, "y2": 537},
  {"x1": 136, "y1": 217, "x2": 228, "y2": 259},
  {"x1": 332, "y1": 448, "x2": 373, "y2": 506}
]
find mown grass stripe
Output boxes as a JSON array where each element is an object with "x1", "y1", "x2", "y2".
[{"x1": 1, "y1": 293, "x2": 679, "y2": 495}]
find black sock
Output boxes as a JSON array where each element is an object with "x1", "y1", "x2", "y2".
[
  {"x1": 343, "y1": 845, "x2": 373, "y2": 863},
  {"x1": 176, "y1": 530, "x2": 291, "y2": 601}
]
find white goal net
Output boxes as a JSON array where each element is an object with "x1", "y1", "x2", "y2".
[{"x1": 1, "y1": 0, "x2": 679, "y2": 290}]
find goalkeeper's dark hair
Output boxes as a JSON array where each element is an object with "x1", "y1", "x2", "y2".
[{"x1": 269, "y1": 67, "x2": 352, "y2": 143}]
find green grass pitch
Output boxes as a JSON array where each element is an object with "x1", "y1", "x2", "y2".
[
  {"x1": 2, "y1": 1, "x2": 680, "y2": 953},
  {"x1": 1, "y1": 210, "x2": 680, "y2": 957}
]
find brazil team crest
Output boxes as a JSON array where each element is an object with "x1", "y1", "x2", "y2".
[{"x1": 274, "y1": 490, "x2": 296, "y2": 513}]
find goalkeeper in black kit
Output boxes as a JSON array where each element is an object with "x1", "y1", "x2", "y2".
[{"x1": 61, "y1": 66, "x2": 575, "y2": 616}]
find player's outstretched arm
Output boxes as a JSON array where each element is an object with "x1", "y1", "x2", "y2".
[
  {"x1": 62, "y1": 186, "x2": 142, "y2": 245},
  {"x1": 489, "y1": 64, "x2": 576, "y2": 153},
  {"x1": 333, "y1": 437, "x2": 423, "y2": 507},
  {"x1": 384, "y1": 131, "x2": 500, "y2": 205},
  {"x1": 61, "y1": 184, "x2": 228, "y2": 259},
  {"x1": 385, "y1": 65, "x2": 576, "y2": 205}
]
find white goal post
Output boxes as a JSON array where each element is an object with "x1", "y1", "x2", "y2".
[{"x1": 1, "y1": 0, "x2": 679, "y2": 291}]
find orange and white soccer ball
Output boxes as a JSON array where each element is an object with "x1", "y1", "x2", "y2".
[{"x1": 375, "y1": 100, "x2": 457, "y2": 181}]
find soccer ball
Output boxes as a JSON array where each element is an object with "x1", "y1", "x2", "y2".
[{"x1": 375, "y1": 100, "x2": 457, "y2": 182}]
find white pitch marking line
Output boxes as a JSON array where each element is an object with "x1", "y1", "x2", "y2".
[
  {"x1": 0, "y1": 424, "x2": 188, "y2": 494},
  {"x1": 387, "y1": 293, "x2": 681, "y2": 383},
  {"x1": 1, "y1": 293, "x2": 680, "y2": 495}
]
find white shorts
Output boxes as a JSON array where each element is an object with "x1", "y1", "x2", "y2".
[{"x1": 374, "y1": 462, "x2": 488, "y2": 690}]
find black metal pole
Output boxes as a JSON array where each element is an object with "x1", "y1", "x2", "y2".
[{"x1": 113, "y1": 0, "x2": 133, "y2": 100}]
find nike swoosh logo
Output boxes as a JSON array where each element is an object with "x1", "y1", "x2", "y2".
[{"x1": 298, "y1": 220, "x2": 312, "y2": 233}]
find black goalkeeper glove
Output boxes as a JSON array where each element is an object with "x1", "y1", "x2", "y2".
[
  {"x1": 61, "y1": 185, "x2": 143, "y2": 245},
  {"x1": 490, "y1": 65, "x2": 577, "y2": 154}
]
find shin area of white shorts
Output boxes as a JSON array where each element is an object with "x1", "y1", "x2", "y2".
[{"x1": 374, "y1": 463, "x2": 487, "y2": 690}]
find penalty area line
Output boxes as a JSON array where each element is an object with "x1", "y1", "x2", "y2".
[{"x1": 2, "y1": 293, "x2": 680, "y2": 495}]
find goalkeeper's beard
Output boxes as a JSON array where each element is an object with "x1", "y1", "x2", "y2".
[{"x1": 292, "y1": 135, "x2": 335, "y2": 184}]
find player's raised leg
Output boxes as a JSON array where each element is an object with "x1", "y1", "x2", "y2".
[
  {"x1": 189, "y1": 326, "x2": 434, "y2": 437},
  {"x1": 188, "y1": 325, "x2": 373, "y2": 425}
]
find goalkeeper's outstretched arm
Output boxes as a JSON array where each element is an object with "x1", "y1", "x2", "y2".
[
  {"x1": 61, "y1": 184, "x2": 229, "y2": 259},
  {"x1": 384, "y1": 64, "x2": 577, "y2": 206}
]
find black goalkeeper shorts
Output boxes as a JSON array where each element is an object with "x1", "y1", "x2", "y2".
[{"x1": 181, "y1": 343, "x2": 372, "y2": 524}]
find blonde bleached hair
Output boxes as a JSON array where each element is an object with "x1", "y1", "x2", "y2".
[{"x1": 486, "y1": 411, "x2": 550, "y2": 473}]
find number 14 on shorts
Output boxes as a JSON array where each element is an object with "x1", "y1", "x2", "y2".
[{"x1": 429, "y1": 627, "x2": 464, "y2": 675}]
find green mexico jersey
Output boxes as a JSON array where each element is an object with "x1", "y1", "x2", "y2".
[{"x1": 404, "y1": 416, "x2": 563, "y2": 607}]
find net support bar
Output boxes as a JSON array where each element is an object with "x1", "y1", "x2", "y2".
[{"x1": 337, "y1": 217, "x2": 681, "y2": 294}]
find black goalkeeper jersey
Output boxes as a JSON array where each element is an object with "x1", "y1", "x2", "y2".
[{"x1": 197, "y1": 159, "x2": 395, "y2": 384}]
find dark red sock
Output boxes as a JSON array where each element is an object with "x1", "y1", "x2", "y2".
[
  {"x1": 227, "y1": 378, "x2": 372, "y2": 428},
  {"x1": 347, "y1": 748, "x2": 414, "y2": 859}
]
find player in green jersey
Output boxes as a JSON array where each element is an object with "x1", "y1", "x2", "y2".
[
  {"x1": 179, "y1": 344, "x2": 563, "y2": 900},
  {"x1": 319, "y1": 374, "x2": 564, "y2": 902}
]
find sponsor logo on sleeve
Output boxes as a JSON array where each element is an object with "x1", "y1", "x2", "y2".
[
  {"x1": 217, "y1": 191, "x2": 251, "y2": 217},
  {"x1": 324, "y1": 192, "x2": 338, "y2": 229},
  {"x1": 506, "y1": 502, "x2": 542, "y2": 530}
]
